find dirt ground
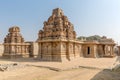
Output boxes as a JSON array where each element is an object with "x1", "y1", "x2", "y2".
[{"x1": 0, "y1": 57, "x2": 120, "y2": 80}]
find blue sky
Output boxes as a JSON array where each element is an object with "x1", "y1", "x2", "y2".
[{"x1": 0, "y1": 0, "x2": 120, "y2": 44}]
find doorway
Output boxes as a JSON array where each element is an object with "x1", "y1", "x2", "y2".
[{"x1": 87, "y1": 47, "x2": 90, "y2": 55}]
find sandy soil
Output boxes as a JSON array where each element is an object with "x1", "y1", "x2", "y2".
[{"x1": 0, "y1": 57, "x2": 119, "y2": 80}]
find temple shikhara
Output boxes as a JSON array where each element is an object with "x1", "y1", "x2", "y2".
[
  {"x1": 37, "y1": 8, "x2": 78, "y2": 61},
  {"x1": 0, "y1": 8, "x2": 116, "y2": 61}
]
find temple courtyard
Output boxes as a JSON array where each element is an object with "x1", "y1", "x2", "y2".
[{"x1": 0, "y1": 57, "x2": 120, "y2": 80}]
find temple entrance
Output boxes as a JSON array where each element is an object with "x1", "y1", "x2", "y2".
[
  {"x1": 102, "y1": 45, "x2": 105, "y2": 55},
  {"x1": 87, "y1": 47, "x2": 90, "y2": 55}
]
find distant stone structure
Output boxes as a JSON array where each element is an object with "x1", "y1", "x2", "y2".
[
  {"x1": 3, "y1": 26, "x2": 31, "y2": 58},
  {"x1": 0, "y1": 8, "x2": 116, "y2": 61},
  {"x1": 82, "y1": 37, "x2": 115, "y2": 58}
]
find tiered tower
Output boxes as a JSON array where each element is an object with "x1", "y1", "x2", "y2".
[
  {"x1": 4, "y1": 26, "x2": 24, "y2": 43},
  {"x1": 3, "y1": 26, "x2": 30, "y2": 58},
  {"x1": 37, "y1": 8, "x2": 81, "y2": 61},
  {"x1": 37, "y1": 8, "x2": 76, "y2": 41}
]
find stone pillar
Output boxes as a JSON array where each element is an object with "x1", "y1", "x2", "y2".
[
  {"x1": 11, "y1": 45, "x2": 15, "y2": 54},
  {"x1": 73, "y1": 43, "x2": 75, "y2": 58},
  {"x1": 111, "y1": 46, "x2": 114, "y2": 56},
  {"x1": 67, "y1": 42, "x2": 74, "y2": 60},
  {"x1": 8, "y1": 45, "x2": 10, "y2": 54},
  {"x1": 93, "y1": 45, "x2": 98, "y2": 58},
  {"x1": 74, "y1": 44, "x2": 80, "y2": 58},
  {"x1": 104, "y1": 45, "x2": 108, "y2": 56},
  {"x1": 59, "y1": 42, "x2": 68, "y2": 61},
  {"x1": 38, "y1": 43, "x2": 42, "y2": 58},
  {"x1": 21, "y1": 45, "x2": 24, "y2": 56},
  {"x1": 41, "y1": 42, "x2": 52, "y2": 61},
  {"x1": 80, "y1": 45, "x2": 83, "y2": 57},
  {"x1": 66, "y1": 42, "x2": 70, "y2": 61},
  {"x1": 51, "y1": 42, "x2": 61, "y2": 61}
]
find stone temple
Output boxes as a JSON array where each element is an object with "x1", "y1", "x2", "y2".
[
  {"x1": 37, "y1": 8, "x2": 78, "y2": 61},
  {"x1": 3, "y1": 26, "x2": 30, "y2": 58},
  {"x1": 0, "y1": 8, "x2": 116, "y2": 61}
]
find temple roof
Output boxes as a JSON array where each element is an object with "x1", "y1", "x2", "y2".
[
  {"x1": 4, "y1": 26, "x2": 24, "y2": 43},
  {"x1": 37, "y1": 8, "x2": 76, "y2": 41},
  {"x1": 9, "y1": 26, "x2": 20, "y2": 33}
]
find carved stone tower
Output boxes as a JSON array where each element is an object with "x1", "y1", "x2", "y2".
[
  {"x1": 3, "y1": 26, "x2": 30, "y2": 58},
  {"x1": 37, "y1": 8, "x2": 76, "y2": 41},
  {"x1": 4, "y1": 26, "x2": 24, "y2": 43},
  {"x1": 37, "y1": 8, "x2": 81, "y2": 61}
]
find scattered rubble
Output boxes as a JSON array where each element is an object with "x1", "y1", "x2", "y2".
[
  {"x1": 0, "y1": 63, "x2": 27, "y2": 72},
  {"x1": 112, "y1": 64, "x2": 120, "y2": 72}
]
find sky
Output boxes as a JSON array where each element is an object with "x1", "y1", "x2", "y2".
[{"x1": 0, "y1": 0, "x2": 120, "y2": 44}]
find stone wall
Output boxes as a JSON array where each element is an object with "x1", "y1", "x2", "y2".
[
  {"x1": 30, "y1": 42, "x2": 39, "y2": 58},
  {"x1": 82, "y1": 44, "x2": 98, "y2": 58},
  {"x1": 0, "y1": 44, "x2": 4, "y2": 56},
  {"x1": 37, "y1": 40, "x2": 83, "y2": 61},
  {"x1": 38, "y1": 41, "x2": 63, "y2": 61}
]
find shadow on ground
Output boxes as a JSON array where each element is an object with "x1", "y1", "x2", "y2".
[
  {"x1": 0, "y1": 56, "x2": 41, "y2": 63},
  {"x1": 0, "y1": 56, "x2": 63, "y2": 63},
  {"x1": 90, "y1": 69, "x2": 120, "y2": 80}
]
